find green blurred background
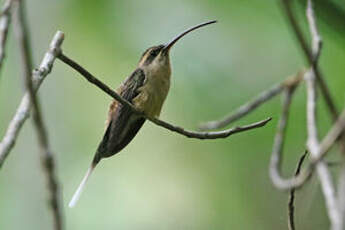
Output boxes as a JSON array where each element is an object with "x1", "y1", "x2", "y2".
[{"x1": 1, "y1": 0, "x2": 344, "y2": 229}]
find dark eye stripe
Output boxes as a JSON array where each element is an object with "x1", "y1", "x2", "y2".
[
  {"x1": 151, "y1": 49, "x2": 159, "y2": 56},
  {"x1": 144, "y1": 45, "x2": 163, "y2": 65},
  {"x1": 140, "y1": 45, "x2": 165, "y2": 65}
]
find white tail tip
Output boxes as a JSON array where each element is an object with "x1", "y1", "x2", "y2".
[{"x1": 69, "y1": 165, "x2": 94, "y2": 208}]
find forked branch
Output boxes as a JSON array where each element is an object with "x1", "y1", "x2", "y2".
[{"x1": 0, "y1": 31, "x2": 64, "y2": 167}]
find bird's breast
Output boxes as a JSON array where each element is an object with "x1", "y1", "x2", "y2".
[{"x1": 133, "y1": 68, "x2": 171, "y2": 118}]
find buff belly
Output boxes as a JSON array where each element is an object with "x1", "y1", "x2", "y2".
[{"x1": 133, "y1": 71, "x2": 170, "y2": 118}]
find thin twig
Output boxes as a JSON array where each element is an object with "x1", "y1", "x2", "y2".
[
  {"x1": 280, "y1": 0, "x2": 311, "y2": 61},
  {"x1": 279, "y1": 1, "x2": 343, "y2": 228},
  {"x1": 199, "y1": 83, "x2": 283, "y2": 130},
  {"x1": 288, "y1": 151, "x2": 308, "y2": 230},
  {"x1": 306, "y1": 69, "x2": 318, "y2": 153},
  {"x1": 306, "y1": 67, "x2": 340, "y2": 229},
  {"x1": 270, "y1": 87, "x2": 295, "y2": 186},
  {"x1": 268, "y1": 105, "x2": 345, "y2": 191},
  {"x1": 326, "y1": 161, "x2": 342, "y2": 168},
  {"x1": 307, "y1": 108, "x2": 345, "y2": 166},
  {"x1": 280, "y1": 0, "x2": 338, "y2": 121},
  {"x1": 13, "y1": 2, "x2": 63, "y2": 230},
  {"x1": 57, "y1": 52, "x2": 272, "y2": 140},
  {"x1": 307, "y1": 1, "x2": 345, "y2": 153},
  {"x1": 0, "y1": 31, "x2": 64, "y2": 167},
  {"x1": 338, "y1": 165, "x2": 345, "y2": 226},
  {"x1": 282, "y1": 0, "x2": 345, "y2": 155},
  {"x1": 150, "y1": 116, "x2": 271, "y2": 139},
  {"x1": 306, "y1": 0, "x2": 322, "y2": 62},
  {"x1": 269, "y1": 86, "x2": 312, "y2": 190},
  {"x1": 199, "y1": 71, "x2": 304, "y2": 131},
  {"x1": 0, "y1": 0, "x2": 13, "y2": 70},
  {"x1": 13, "y1": 0, "x2": 33, "y2": 81},
  {"x1": 317, "y1": 110, "x2": 345, "y2": 161},
  {"x1": 304, "y1": 2, "x2": 341, "y2": 228},
  {"x1": 306, "y1": 68, "x2": 341, "y2": 230}
]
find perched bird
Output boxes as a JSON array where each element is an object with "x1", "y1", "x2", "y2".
[{"x1": 69, "y1": 20, "x2": 217, "y2": 207}]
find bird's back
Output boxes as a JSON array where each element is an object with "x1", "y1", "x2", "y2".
[{"x1": 93, "y1": 68, "x2": 146, "y2": 164}]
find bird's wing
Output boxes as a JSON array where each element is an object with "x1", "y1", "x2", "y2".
[
  {"x1": 69, "y1": 69, "x2": 146, "y2": 207},
  {"x1": 93, "y1": 68, "x2": 146, "y2": 163},
  {"x1": 105, "y1": 68, "x2": 146, "y2": 128}
]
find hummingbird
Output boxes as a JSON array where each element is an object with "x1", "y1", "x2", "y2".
[{"x1": 69, "y1": 20, "x2": 217, "y2": 207}]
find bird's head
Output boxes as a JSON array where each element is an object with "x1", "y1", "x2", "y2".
[{"x1": 138, "y1": 20, "x2": 217, "y2": 74}]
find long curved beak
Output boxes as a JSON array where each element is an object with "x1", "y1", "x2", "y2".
[{"x1": 162, "y1": 20, "x2": 217, "y2": 53}]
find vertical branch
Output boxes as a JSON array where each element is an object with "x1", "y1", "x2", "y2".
[
  {"x1": 12, "y1": 1, "x2": 63, "y2": 229},
  {"x1": 271, "y1": 88, "x2": 293, "y2": 173},
  {"x1": 0, "y1": 0, "x2": 13, "y2": 70},
  {"x1": 13, "y1": 0, "x2": 32, "y2": 80},
  {"x1": 306, "y1": 0, "x2": 322, "y2": 62},
  {"x1": 280, "y1": 0, "x2": 339, "y2": 125},
  {"x1": 305, "y1": 1, "x2": 343, "y2": 228},
  {"x1": 303, "y1": 2, "x2": 340, "y2": 228},
  {"x1": 0, "y1": 36, "x2": 62, "y2": 167},
  {"x1": 280, "y1": 0, "x2": 311, "y2": 60},
  {"x1": 0, "y1": 34, "x2": 64, "y2": 167},
  {"x1": 306, "y1": 68, "x2": 340, "y2": 230},
  {"x1": 338, "y1": 166, "x2": 345, "y2": 226},
  {"x1": 269, "y1": 85, "x2": 310, "y2": 189},
  {"x1": 305, "y1": 69, "x2": 318, "y2": 152},
  {"x1": 306, "y1": 1, "x2": 344, "y2": 227}
]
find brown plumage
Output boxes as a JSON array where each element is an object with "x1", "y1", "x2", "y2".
[
  {"x1": 94, "y1": 68, "x2": 146, "y2": 164},
  {"x1": 69, "y1": 20, "x2": 217, "y2": 207}
]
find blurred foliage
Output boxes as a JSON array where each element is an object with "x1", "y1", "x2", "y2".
[{"x1": 0, "y1": 0, "x2": 344, "y2": 229}]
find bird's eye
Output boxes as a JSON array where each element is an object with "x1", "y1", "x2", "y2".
[{"x1": 150, "y1": 49, "x2": 159, "y2": 57}]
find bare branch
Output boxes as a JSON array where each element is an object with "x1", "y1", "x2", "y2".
[
  {"x1": 315, "y1": 163, "x2": 340, "y2": 230},
  {"x1": 338, "y1": 166, "x2": 345, "y2": 227},
  {"x1": 57, "y1": 52, "x2": 272, "y2": 140},
  {"x1": 302, "y1": 2, "x2": 341, "y2": 228},
  {"x1": 268, "y1": 5, "x2": 345, "y2": 229},
  {"x1": 0, "y1": 31, "x2": 64, "y2": 167},
  {"x1": 280, "y1": 0, "x2": 311, "y2": 61},
  {"x1": 269, "y1": 85, "x2": 312, "y2": 190},
  {"x1": 288, "y1": 151, "x2": 308, "y2": 230},
  {"x1": 280, "y1": 0, "x2": 339, "y2": 126},
  {"x1": 199, "y1": 83, "x2": 283, "y2": 130},
  {"x1": 268, "y1": 83, "x2": 345, "y2": 192},
  {"x1": 306, "y1": 68, "x2": 341, "y2": 230},
  {"x1": 12, "y1": 2, "x2": 63, "y2": 229},
  {"x1": 0, "y1": 0, "x2": 13, "y2": 70},
  {"x1": 306, "y1": 0, "x2": 322, "y2": 62},
  {"x1": 57, "y1": 53, "x2": 136, "y2": 111},
  {"x1": 305, "y1": 70, "x2": 318, "y2": 152},
  {"x1": 199, "y1": 71, "x2": 304, "y2": 131},
  {"x1": 150, "y1": 116, "x2": 271, "y2": 139},
  {"x1": 13, "y1": 0, "x2": 33, "y2": 82},
  {"x1": 317, "y1": 110, "x2": 345, "y2": 160}
]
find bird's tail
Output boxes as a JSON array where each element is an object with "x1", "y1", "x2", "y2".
[{"x1": 69, "y1": 161, "x2": 97, "y2": 208}]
